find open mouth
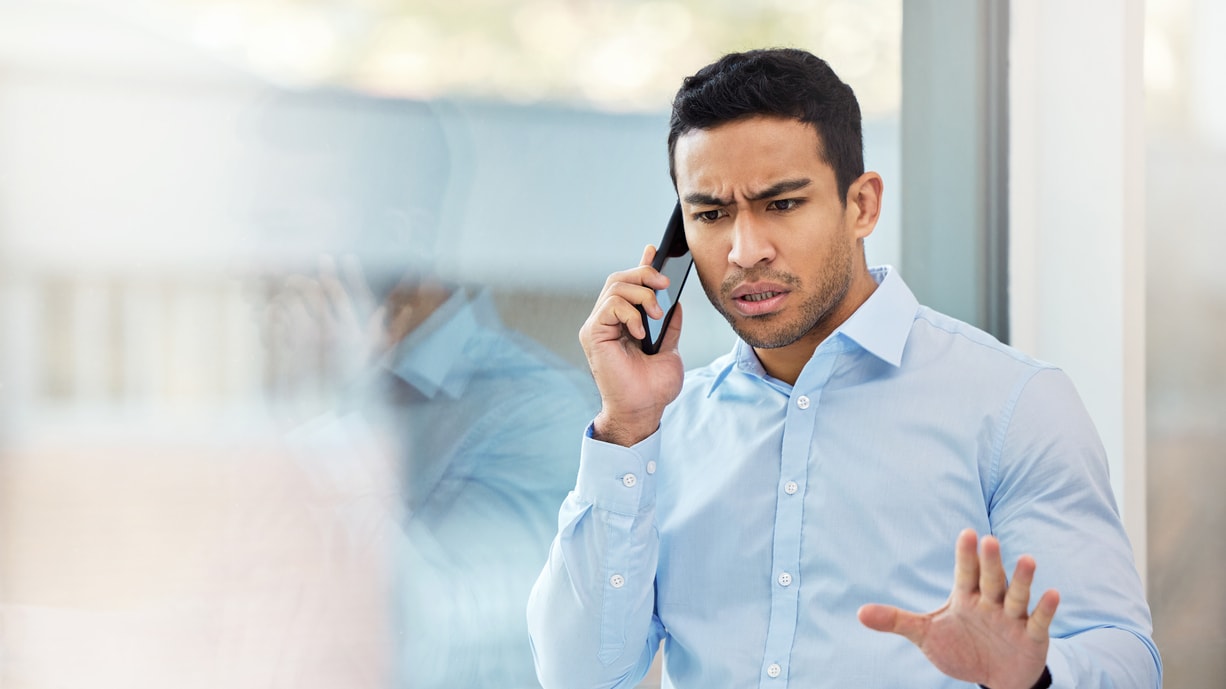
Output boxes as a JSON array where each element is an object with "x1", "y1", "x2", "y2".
[
  {"x1": 739, "y1": 291, "x2": 784, "y2": 303},
  {"x1": 731, "y1": 288, "x2": 789, "y2": 316}
]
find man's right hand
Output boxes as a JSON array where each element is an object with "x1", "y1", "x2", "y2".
[{"x1": 580, "y1": 245, "x2": 686, "y2": 447}]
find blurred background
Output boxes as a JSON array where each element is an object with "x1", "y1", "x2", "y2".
[
  {"x1": 0, "y1": 0, "x2": 1218, "y2": 687},
  {"x1": 1143, "y1": 0, "x2": 1226, "y2": 685}
]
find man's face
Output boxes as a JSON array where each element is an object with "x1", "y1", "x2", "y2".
[{"x1": 672, "y1": 115, "x2": 868, "y2": 350}]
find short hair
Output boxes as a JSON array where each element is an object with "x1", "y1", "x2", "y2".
[{"x1": 667, "y1": 48, "x2": 864, "y2": 203}]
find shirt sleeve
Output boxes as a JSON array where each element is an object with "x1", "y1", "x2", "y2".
[
  {"x1": 398, "y1": 391, "x2": 591, "y2": 689},
  {"x1": 988, "y1": 368, "x2": 1162, "y2": 689},
  {"x1": 526, "y1": 425, "x2": 666, "y2": 689},
  {"x1": 289, "y1": 382, "x2": 594, "y2": 689}
]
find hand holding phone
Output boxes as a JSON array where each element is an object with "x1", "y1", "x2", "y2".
[
  {"x1": 578, "y1": 202, "x2": 690, "y2": 446},
  {"x1": 636, "y1": 203, "x2": 693, "y2": 354}
]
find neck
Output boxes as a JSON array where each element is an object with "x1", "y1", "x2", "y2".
[{"x1": 753, "y1": 268, "x2": 878, "y2": 385}]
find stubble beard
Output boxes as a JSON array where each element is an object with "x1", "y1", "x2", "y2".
[{"x1": 701, "y1": 241, "x2": 855, "y2": 350}]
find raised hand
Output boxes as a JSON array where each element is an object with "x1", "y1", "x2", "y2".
[
  {"x1": 580, "y1": 245, "x2": 685, "y2": 447},
  {"x1": 287, "y1": 255, "x2": 391, "y2": 383},
  {"x1": 857, "y1": 529, "x2": 1059, "y2": 689}
]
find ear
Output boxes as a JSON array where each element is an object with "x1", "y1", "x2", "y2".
[{"x1": 845, "y1": 172, "x2": 883, "y2": 240}]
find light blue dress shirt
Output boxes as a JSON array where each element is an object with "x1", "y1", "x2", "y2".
[
  {"x1": 527, "y1": 267, "x2": 1161, "y2": 689},
  {"x1": 292, "y1": 288, "x2": 598, "y2": 688}
]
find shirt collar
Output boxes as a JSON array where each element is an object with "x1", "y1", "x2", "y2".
[
  {"x1": 707, "y1": 265, "x2": 918, "y2": 396},
  {"x1": 836, "y1": 265, "x2": 918, "y2": 368},
  {"x1": 385, "y1": 287, "x2": 500, "y2": 399}
]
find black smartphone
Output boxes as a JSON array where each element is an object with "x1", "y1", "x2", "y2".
[{"x1": 636, "y1": 202, "x2": 693, "y2": 354}]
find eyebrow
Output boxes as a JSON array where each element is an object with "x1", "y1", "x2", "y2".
[{"x1": 683, "y1": 178, "x2": 812, "y2": 207}]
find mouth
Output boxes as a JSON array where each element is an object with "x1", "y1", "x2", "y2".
[
  {"x1": 739, "y1": 291, "x2": 785, "y2": 303},
  {"x1": 730, "y1": 284, "x2": 791, "y2": 316}
]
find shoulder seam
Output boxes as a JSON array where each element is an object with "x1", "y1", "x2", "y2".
[
  {"x1": 987, "y1": 366, "x2": 1060, "y2": 510},
  {"x1": 913, "y1": 308, "x2": 1052, "y2": 370}
]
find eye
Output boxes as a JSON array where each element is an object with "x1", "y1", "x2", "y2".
[
  {"x1": 768, "y1": 198, "x2": 803, "y2": 212},
  {"x1": 693, "y1": 209, "x2": 726, "y2": 224}
]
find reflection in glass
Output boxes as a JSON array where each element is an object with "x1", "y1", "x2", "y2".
[
  {"x1": 0, "y1": 2, "x2": 901, "y2": 688},
  {"x1": 245, "y1": 91, "x2": 599, "y2": 687}
]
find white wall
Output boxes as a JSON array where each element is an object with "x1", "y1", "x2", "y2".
[{"x1": 1009, "y1": 0, "x2": 1147, "y2": 578}]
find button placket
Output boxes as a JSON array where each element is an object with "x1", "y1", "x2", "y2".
[{"x1": 766, "y1": 355, "x2": 837, "y2": 689}]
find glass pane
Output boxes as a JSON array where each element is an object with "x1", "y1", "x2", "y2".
[
  {"x1": 0, "y1": 2, "x2": 900, "y2": 687},
  {"x1": 1145, "y1": 0, "x2": 1226, "y2": 686}
]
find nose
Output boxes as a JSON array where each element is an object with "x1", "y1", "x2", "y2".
[{"x1": 727, "y1": 211, "x2": 775, "y2": 269}]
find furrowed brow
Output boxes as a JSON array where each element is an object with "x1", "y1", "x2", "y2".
[
  {"x1": 747, "y1": 178, "x2": 811, "y2": 201},
  {"x1": 683, "y1": 178, "x2": 812, "y2": 207},
  {"x1": 683, "y1": 191, "x2": 732, "y2": 207}
]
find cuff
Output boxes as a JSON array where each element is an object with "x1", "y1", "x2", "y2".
[
  {"x1": 979, "y1": 665, "x2": 1053, "y2": 689},
  {"x1": 574, "y1": 422, "x2": 660, "y2": 516}
]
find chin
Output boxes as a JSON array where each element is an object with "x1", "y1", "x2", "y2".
[{"x1": 731, "y1": 320, "x2": 802, "y2": 350}]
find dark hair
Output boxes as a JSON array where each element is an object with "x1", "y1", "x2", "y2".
[{"x1": 667, "y1": 48, "x2": 864, "y2": 203}]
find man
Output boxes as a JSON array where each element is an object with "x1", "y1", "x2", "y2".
[
  {"x1": 527, "y1": 48, "x2": 1160, "y2": 689},
  {"x1": 283, "y1": 273, "x2": 597, "y2": 688},
  {"x1": 245, "y1": 90, "x2": 598, "y2": 687}
]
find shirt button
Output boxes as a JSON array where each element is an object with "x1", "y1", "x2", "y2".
[
  {"x1": 796, "y1": 395, "x2": 810, "y2": 410},
  {"x1": 610, "y1": 574, "x2": 625, "y2": 589},
  {"x1": 767, "y1": 663, "x2": 782, "y2": 678},
  {"x1": 784, "y1": 481, "x2": 798, "y2": 495},
  {"x1": 777, "y1": 572, "x2": 792, "y2": 587},
  {"x1": 622, "y1": 473, "x2": 637, "y2": 488},
  {"x1": 646, "y1": 460, "x2": 657, "y2": 475}
]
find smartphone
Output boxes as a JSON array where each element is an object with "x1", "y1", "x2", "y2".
[{"x1": 636, "y1": 202, "x2": 693, "y2": 354}]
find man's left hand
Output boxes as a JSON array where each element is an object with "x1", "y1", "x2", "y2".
[{"x1": 857, "y1": 529, "x2": 1059, "y2": 689}]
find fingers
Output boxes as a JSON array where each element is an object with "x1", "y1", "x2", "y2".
[
  {"x1": 281, "y1": 281, "x2": 323, "y2": 336},
  {"x1": 1027, "y1": 589, "x2": 1060, "y2": 642},
  {"x1": 285, "y1": 275, "x2": 328, "y2": 324},
  {"x1": 659, "y1": 301, "x2": 684, "y2": 353},
  {"x1": 602, "y1": 262, "x2": 670, "y2": 297},
  {"x1": 952, "y1": 528, "x2": 980, "y2": 596},
  {"x1": 318, "y1": 254, "x2": 378, "y2": 326},
  {"x1": 979, "y1": 535, "x2": 1008, "y2": 604},
  {"x1": 856, "y1": 603, "x2": 897, "y2": 631},
  {"x1": 1004, "y1": 554, "x2": 1036, "y2": 618},
  {"x1": 592, "y1": 292, "x2": 652, "y2": 341},
  {"x1": 857, "y1": 604, "x2": 927, "y2": 646},
  {"x1": 587, "y1": 253, "x2": 672, "y2": 343},
  {"x1": 963, "y1": 533, "x2": 1059, "y2": 642},
  {"x1": 386, "y1": 302, "x2": 417, "y2": 345},
  {"x1": 603, "y1": 281, "x2": 665, "y2": 320}
]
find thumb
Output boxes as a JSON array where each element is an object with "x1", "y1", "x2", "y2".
[
  {"x1": 659, "y1": 301, "x2": 684, "y2": 353},
  {"x1": 858, "y1": 604, "x2": 927, "y2": 646}
]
